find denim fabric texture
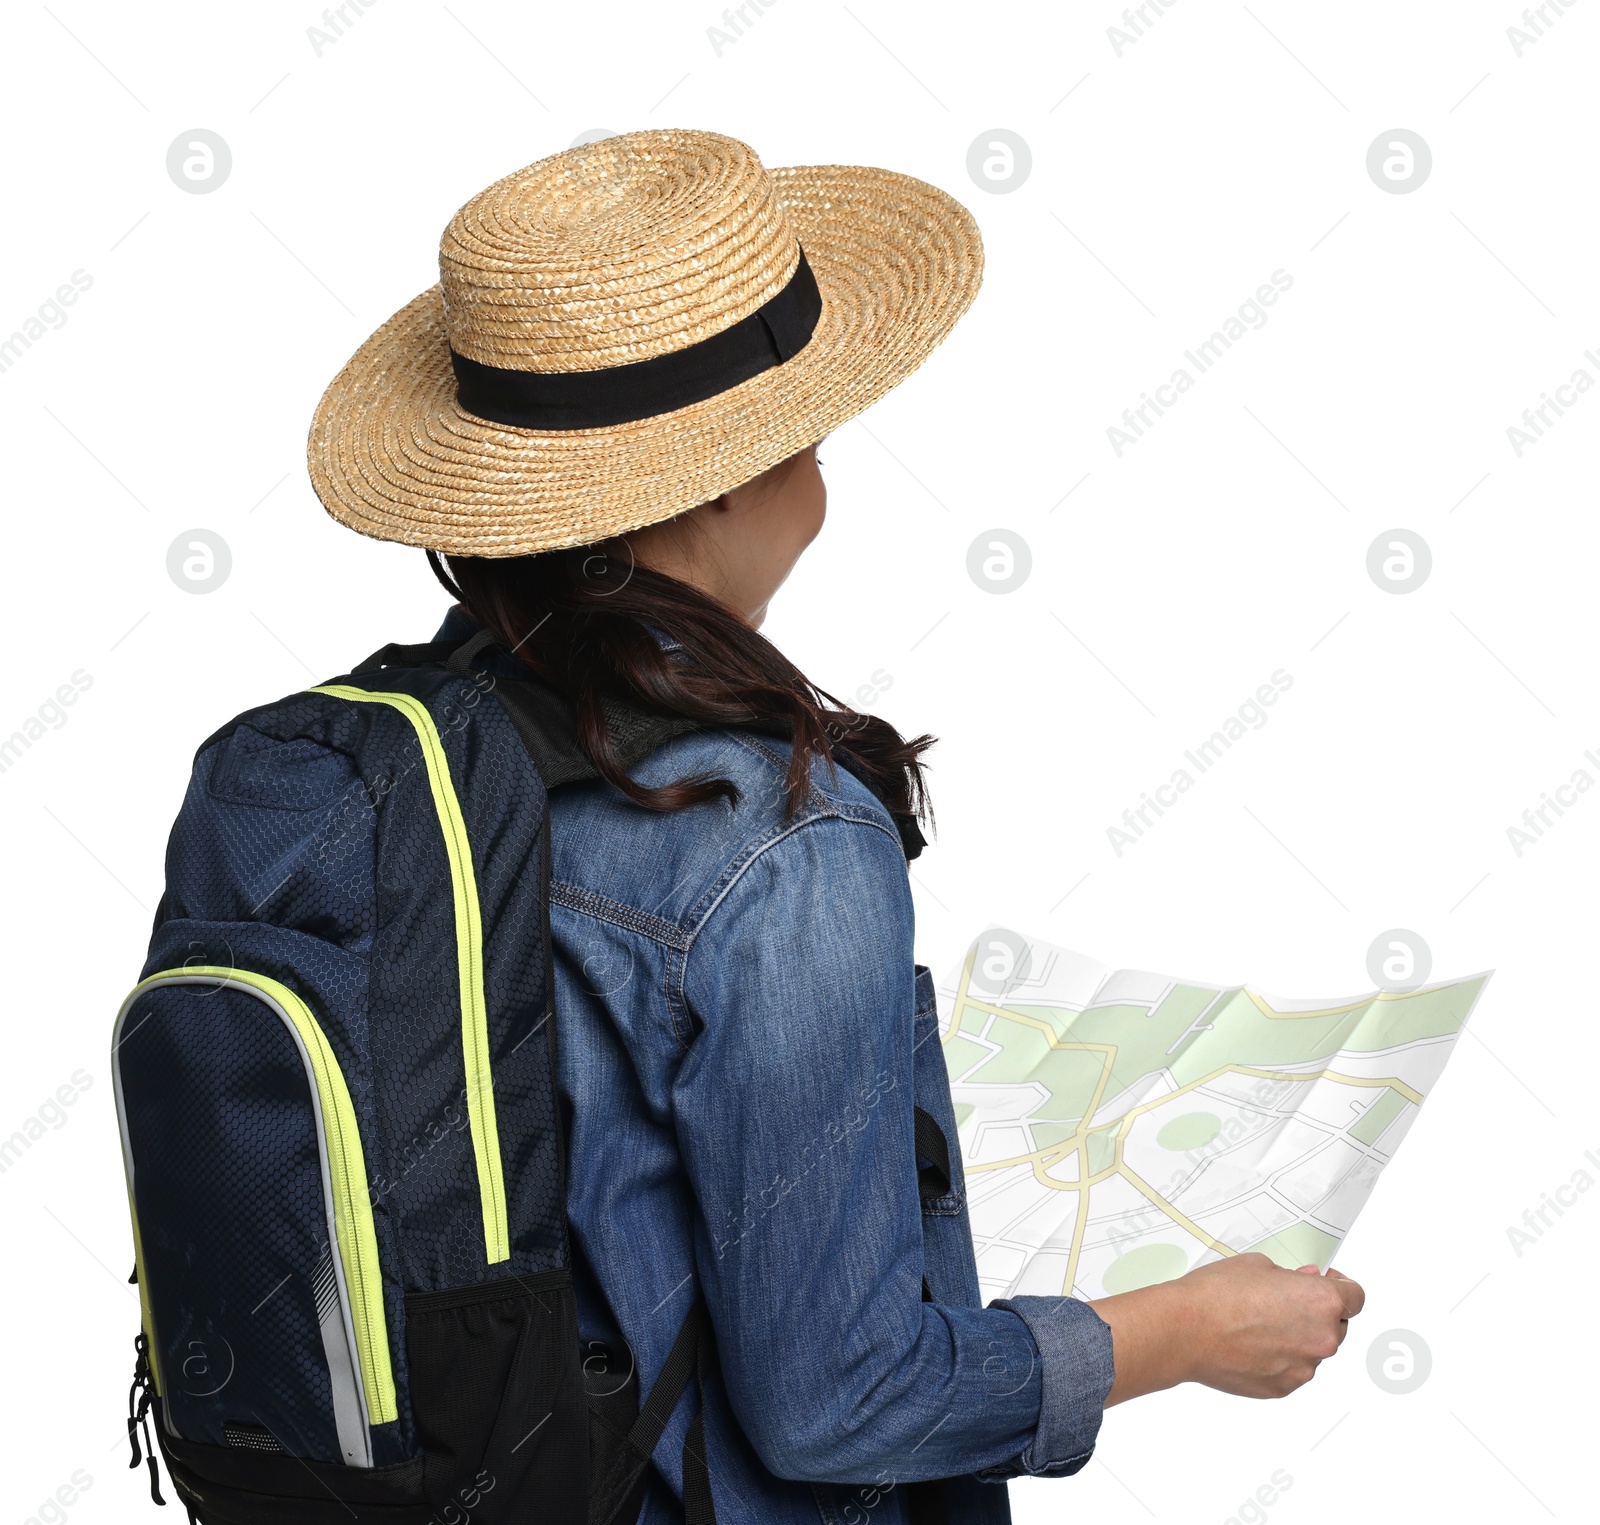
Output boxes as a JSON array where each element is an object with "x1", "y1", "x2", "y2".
[{"x1": 434, "y1": 608, "x2": 1115, "y2": 1523}]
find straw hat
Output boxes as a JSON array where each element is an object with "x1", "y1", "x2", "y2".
[{"x1": 307, "y1": 128, "x2": 983, "y2": 557}]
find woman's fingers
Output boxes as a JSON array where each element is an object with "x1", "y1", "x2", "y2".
[
  {"x1": 1093, "y1": 1255, "x2": 1370, "y2": 1404},
  {"x1": 1328, "y1": 1270, "x2": 1366, "y2": 1318},
  {"x1": 1294, "y1": 1263, "x2": 1366, "y2": 1319}
]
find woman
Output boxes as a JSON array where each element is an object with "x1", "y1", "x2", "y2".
[{"x1": 308, "y1": 129, "x2": 1363, "y2": 1523}]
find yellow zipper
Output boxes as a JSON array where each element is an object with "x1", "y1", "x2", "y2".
[
  {"x1": 311, "y1": 684, "x2": 509, "y2": 1265},
  {"x1": 123, "y1": 1181, "x2": 161, "y2": 1395}
]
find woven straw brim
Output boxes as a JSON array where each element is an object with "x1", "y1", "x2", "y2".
[{"x1": 307, "y1": 165, "x2": 983, "y2": 557}]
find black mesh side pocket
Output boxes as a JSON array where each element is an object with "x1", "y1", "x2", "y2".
[
  {"x1": 583, "y1": 1341, "x2": 644, "y2": 1525},
  {"x1": 405, "y1": 1272, "x2": 587, "y2": 1525}
]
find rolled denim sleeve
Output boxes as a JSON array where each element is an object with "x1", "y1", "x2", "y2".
[
  {"x1": 986, "y1": 1297, "x2": 1114, "y2": 1477},
  {"x1": 673, "y1": 807, "x2": 1112, "y2": 1486}
]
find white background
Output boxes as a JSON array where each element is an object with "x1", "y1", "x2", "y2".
[{"x1": 0, "y1": 1, "x2": 1594, "y2": 1521}]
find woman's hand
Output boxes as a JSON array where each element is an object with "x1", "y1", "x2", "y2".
[{"x1": 1088, "y1": 1254, "x2": 1365, "y2": 1406}]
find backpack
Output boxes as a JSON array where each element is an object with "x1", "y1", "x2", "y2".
[{"x1": 113, "y1": 633, "x2": 717, "y2": 1525}]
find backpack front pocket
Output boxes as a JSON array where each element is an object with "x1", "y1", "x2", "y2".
[{"x1": 114, "y1": 967, "x2": 396, "y2": 1468}]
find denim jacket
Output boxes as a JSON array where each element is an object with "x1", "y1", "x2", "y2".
[{"x1": 435, "y1": 608, "x2": 1114, "y2": 1523}]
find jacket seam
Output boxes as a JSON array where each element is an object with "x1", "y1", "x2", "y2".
[
  {"x1": 548, "y1": 879, "x2": 692, "y2": 952},
  {"x1": 551, "y1": 732, "x2": 900, "y2": 1053},
  {"x1": 665, "y1": 943, "x2": 693, "y2": 1050},
  {"x1": 724, "y1": 730, "x2": 830, "y2": 815},
  {"x1": 685, "y1": 802, "x2": 901, "y2": 940},
  {"x1": 723, "y1": 729, "x2": 882, "y2": 821},
  {"x1": 665, "y1": 807, "x2": 904, "y2": 1054},
  {"x1": 809, "y1": 1483, "x2": 840, "y2": 1525}
]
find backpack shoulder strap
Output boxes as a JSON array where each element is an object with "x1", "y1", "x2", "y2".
[
  {"x1": 352, "y1": 639, "x2": 462, "y2": 673},
  {"x1": 356, "y1": 632, "x2": 926, "y2": 856},
  {"x1": 356, "y1": 634, "x2": 701, "y2": 789}
]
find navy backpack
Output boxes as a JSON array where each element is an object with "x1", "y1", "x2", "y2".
[{"x1": 113, "y1": 633, "x2": 716, "y2": 1525}]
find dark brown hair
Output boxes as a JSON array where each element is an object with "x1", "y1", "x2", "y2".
[{"x1": 431, "y1": 528, "x2": 933, "y2": 831}]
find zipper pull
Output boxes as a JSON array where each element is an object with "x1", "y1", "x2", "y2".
[
  {"x1": 142, "y1": 1410, "x2": 165, "y2": 1506},
  {"x1": 127, "y1": 1355, "x2": 145, "y2": 1469},
  {"x1": 127, "y1": 1333, "x2": 167, "y2": 1504}
]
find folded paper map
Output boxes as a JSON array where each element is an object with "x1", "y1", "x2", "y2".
[{"x1": 937, "y1": 931, "x2": 1490, "y2": 1301}]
